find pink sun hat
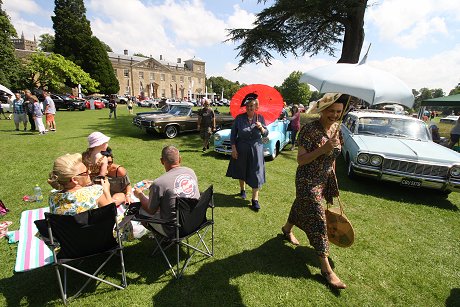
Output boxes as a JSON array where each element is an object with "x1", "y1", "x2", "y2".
[{"x1": 87, "y1": 132, "x2": 110, "y2": 148}]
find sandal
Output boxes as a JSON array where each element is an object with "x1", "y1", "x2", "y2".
[
  {"x1": 281, "y1": 226, "x2": 299, "y2": 245},
  {"x1": 321, "y1": 271, "x2": 347, "y2": 289}
]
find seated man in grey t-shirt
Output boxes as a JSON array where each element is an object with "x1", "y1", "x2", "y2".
[{"x1": 133, "y1": 145, "x2": 200, "y2": 237}]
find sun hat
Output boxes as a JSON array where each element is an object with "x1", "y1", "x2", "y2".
[
  {"x1": 306, "y1": 93, "x2": 342, "y2": 114},
  {"x1": 87, "y1": 132, "x2": 110, "y2": 148}
]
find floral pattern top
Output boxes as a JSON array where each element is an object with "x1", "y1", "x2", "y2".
[
  {"x1": 296, "y1": 119, "x2": 342, "y2": 203},
  {"x1": 49, "y1": 185, "x2": 103, "y2": 215}
]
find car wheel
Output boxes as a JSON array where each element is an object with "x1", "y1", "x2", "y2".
[
  {"x1": 165, "y1": 125, "x2": 179, "y2": 138},
  {"x1": 69, "y1": 105, "x2": 75, "y2": 111},
  {"x1": 346, "y1": 154, "x2": 356, "y2": 179},
  {"x1": 267, "y1": 142, "x2": 280, "y2": 161}
]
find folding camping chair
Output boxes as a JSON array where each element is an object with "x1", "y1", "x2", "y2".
[
  {"x1": 34, "y1": 203, "x2": 127, "y2": 304},
  {"x1": 134, "y1": 185, "x2": 214, "y2": 279}
]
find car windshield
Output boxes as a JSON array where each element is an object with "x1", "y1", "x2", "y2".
[
  {"x1": 357, "y1": 117, "x2": 430, "y2": 141},
  {"x1": 168, "y1": 106, "x2": 190, "y2": 116}
]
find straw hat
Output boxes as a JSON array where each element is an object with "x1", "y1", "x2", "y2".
[
  {"x1": 306, "y1": 93, "x2": 342, "y2": 114},
  {"x1": 87, "y1": 132, "x2": 110, "y2": 148}
]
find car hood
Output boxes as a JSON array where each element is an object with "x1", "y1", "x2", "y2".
[{"x1": 353, "y1": 135, "x2": 460, "y2": 164}]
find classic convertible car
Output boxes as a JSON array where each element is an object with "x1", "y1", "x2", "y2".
[
  {"x1": 213, "y1": 118, "x2": 291, "y2": 161},
  {"x1": 341, "y1": 110, "x2": 460, "y2": 194},
  {"x1": 133, "y1": 104, "x2": 234, "y2": 138}
]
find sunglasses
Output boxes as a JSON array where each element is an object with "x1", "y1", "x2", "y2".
[{"x1": 75, "y1": 169, "x2": 90, "y2": 177}]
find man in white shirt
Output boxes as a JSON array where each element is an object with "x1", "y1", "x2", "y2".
[{"x1": 43, "y1": 91, "x2": 56, "y2": 131}]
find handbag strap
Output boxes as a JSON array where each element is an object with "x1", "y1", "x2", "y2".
[{"x1": 326, "y1": 196, "x2": 345, "y2": 216}]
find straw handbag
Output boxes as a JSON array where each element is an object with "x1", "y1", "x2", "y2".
[{"x1": 325, "y1": 197, "x2": 354, "y2": 247}]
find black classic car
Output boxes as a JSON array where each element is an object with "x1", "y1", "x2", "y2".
[
  {"x1": 50, "y1": 94, "x2": 86, "y2": 111},
  {"x1": 133, "y1": 104, "x2": 234, "y2": 138}
]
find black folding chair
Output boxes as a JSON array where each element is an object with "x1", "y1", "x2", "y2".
[
  {"x1": 35, "y1": 203, "x2": 127, "y2": 304},
  {"x1": 133, "y1": 185, "x2": 214, "y2": 279}
]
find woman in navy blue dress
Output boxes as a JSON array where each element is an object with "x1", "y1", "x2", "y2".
[{"x1": 226, "y1": 96, "x2": 268, "y2": 211}]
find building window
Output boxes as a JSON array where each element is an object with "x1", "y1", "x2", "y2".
[
  {"x1": 150, "y1": 72, "x2": 154, "y2": 80},
  {"x1": 197, "y1": 66, "x2": 201, "y2": 71},
  {"x1": 123, "y1": 69, "x2": 129, "y2": 77},
  {"x1": 160, "y1": 74, "x2": 165, "y2": 81},
  {"x1": 139, "y1": 71, "x2": 144, "y2": 79},
  {"x1": 188, "y1": 77, "x2": 191, "y2": 83},
  {"x1": 180, "y1": 76, "x2": 184, "y2": 83},
  {"x1": 161, "y1": 89, "x2": 165, "y2": 97},
  {"x1": 198, "y1": 78, "x2": 202, "y2": 84},
  {"x1": 172, "y1": 75, "x2": 176, "y2": 82}
]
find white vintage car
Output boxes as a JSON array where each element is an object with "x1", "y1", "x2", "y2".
[{"x1": 341, "y1": 110, "x2": 460, "y2": 195}]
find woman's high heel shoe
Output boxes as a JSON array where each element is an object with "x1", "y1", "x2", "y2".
[
  {"x1": 321, "y1": 271, "x2": 347, "y2": 289},
  {"x1": 281, "y1": 227, "x2": 300, "y2": 245}
]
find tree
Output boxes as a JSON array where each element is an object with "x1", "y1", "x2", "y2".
[
  {"x1": 227, "y1": 0, "x2": 367, "y2": 68},
  {"x1": 0, "y1": 1, "x2": 21, "y2": 89},
  {"x1": 23, "y1": 52, "x2": 99, "y2": 93},
  {"x1": 413, "y1": 87, "x2": 444, "y2": 111},
  {"x1": 207, "y1": 76, "x2": 242, "y2": 100},
  {"x1": 449, "y1": 84, "x2": 460, "y2": 96},
  {"x1": 133, "y1": 53, "x2": 148, "y2": 58},
  {"x1": 38, "y1": 33, "x2": 55, "y2": 52},
  {"x1": 276, "y1": 71, "x2": 311, "y2": 104},
  {"x1": 100, "y1": 40, "x2": 112, "y2": 52},
  {"x1": 52, "y1": 0, "x2": 119, "y2": 93}
]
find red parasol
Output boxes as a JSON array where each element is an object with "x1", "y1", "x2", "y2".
[{"x1": 230, "y1": 84, "x2": 284, "y2": 125}]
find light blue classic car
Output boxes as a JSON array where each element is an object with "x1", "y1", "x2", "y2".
[
  {"x1": 341, "y1": 110, "x2": 460, "y2": 195},
  {"x1": 214, "y1": 119, "x2": 291, "y2": 160}
]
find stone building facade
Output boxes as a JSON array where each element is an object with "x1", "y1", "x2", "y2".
[
  {"x1": 11, "y1": 32, "x2": 37, "y2": 51},
  {"x1": 109, "y1": 50, "x2": 206, "y2": 99}
]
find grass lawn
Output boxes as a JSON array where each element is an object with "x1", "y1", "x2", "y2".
[{"x1": 0, "y1": 106, "x2": 459, "y2": 306}]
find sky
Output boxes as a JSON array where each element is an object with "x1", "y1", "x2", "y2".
[{"x1": 3, "y1": 0, "x2": 460, "y2": 96}]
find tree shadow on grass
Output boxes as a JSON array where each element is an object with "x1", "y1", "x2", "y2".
[
  {"x1": 150, "y1": 236, "x2": 342, "y2": 306},
  {"x1": 0, "y1": 250, "x2": 138, "y2": 306},
  {"x1": 446, "y1": 288, "x2": 460, "y2": 306},
  {"x1": 335, "y1": 157, "x2": 459, "y2": 211}
]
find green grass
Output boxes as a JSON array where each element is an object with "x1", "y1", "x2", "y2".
[{"x1": 0, "y1": 106, "x2": 459, "y2": 306}]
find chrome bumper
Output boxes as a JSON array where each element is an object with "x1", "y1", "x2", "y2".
[{"x1": 352, "y1": 162, "x2": 460, "y2": 192}]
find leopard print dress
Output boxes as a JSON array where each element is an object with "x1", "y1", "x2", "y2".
[{"x1": 287, "y1": 119, "x2": 341, "y2": 257}]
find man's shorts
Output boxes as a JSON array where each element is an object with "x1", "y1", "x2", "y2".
[
  {"x1": 46, "y1": 113, "x2": 55, "y2": 121},
  {"x1": 450, "y1": 133, "x2": 460, "y2": 144},
  {"x1": 14, "y1": 113, "x2": 27, "y2": 124},
  {"x1": 200, "y1": 127, "x2": 213, "y2": 140}
]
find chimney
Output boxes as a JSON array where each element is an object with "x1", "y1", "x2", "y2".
[
  {"x1": 160, "y1": 55, "x2": 163, "y2": 60},
  {"x1": 124, "y1": 49, "x2": 128, "y2": 55},
  {"x1": 177, "y1": 58, "x2": 181, "y2": 63}
]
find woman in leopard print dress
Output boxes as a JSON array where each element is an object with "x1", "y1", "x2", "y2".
[{"x1": 281, "y1": 93, "x2": 348, "y2": 289}]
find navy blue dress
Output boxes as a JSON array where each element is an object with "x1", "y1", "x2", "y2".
[{"x1": 226, "y1": 113, "x2": 269, "y2": 188}]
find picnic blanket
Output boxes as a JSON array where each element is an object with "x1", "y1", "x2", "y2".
[{"x1": 14, "y1": 207, "x2": 54, "y2": 272}]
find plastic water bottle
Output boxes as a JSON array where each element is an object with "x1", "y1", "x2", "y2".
[{"x1": 33, "y1": 184, "x2": 43, "y2": 202}]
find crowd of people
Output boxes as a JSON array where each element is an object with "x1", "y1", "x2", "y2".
[
  {"x1": 4, "y1": 90, "x2": 57, "y2": 134},
  {"x1": 42, "y1": 92, "x2": 349, "y2": 290}
]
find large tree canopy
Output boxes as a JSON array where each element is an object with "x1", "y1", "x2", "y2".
[
  {"x1": 207, "y1": 76, "x2": 244, "y2": 100},
  {"x1": 38, "y1": 33, "x2": 55, "y2": 52},
  {"x1": 52, "y1": 0, "x2": 119, "y2": 94},
  {"x1": 24, "y1": 52, "x2": 99, "y2": 93},
  {"x1": 275, "y1": 71, "x2": 311, "y2": 105},
  {"x1": 227, "y1": 0, "x2": 367, "y2": 68},
  {"x1": 0, "y1": 1, "x2": 21, "y2": 89}
]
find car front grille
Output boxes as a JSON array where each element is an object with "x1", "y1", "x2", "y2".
[
  {"x1": 133, "y1": 117, "x2": 141, "y2": 126},
  {"x1": 140, "y1": 120, "x2": 151, "y2": 128},
  {"x1": 383, "y1": 159, "x2": 449, "y2": 178}
]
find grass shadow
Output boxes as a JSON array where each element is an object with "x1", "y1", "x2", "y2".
[
  {"x1": 336, "y1": 157, "x2": 459, "y2": 211},
  {"x1": 150, "y1": 236, "x2": 341, "y2": 306},
  {"x1": 446, "y1": 288, "x2": 460, "y2": 307},
  {"x1": 213, "y1": 192, "x2": 253, "y2": 209}
]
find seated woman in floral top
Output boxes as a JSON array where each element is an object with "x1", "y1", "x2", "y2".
[{"x1": 48, "y1": 153, "x2": 113, "y2": 215}]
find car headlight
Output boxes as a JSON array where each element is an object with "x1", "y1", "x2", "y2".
[
  {"x1": 214, "y1": 134, "x2": 221, "y2": 141},
  {"x1": 450, "y1": 166, "x2": 460, "y2": 177},
  {"x1": 357, "y1": 153, "x2": 369, "y2": 165},
  {"x1": 262, "y1": 137, "x2": 269, "y2": 144},
  {"x1": 369, "y1": 155, "x2": 383, "y2": 166}
]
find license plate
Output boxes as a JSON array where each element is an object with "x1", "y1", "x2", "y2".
[{"x1": 400, "y1": 178, "x2": 422, "y2": 188}]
